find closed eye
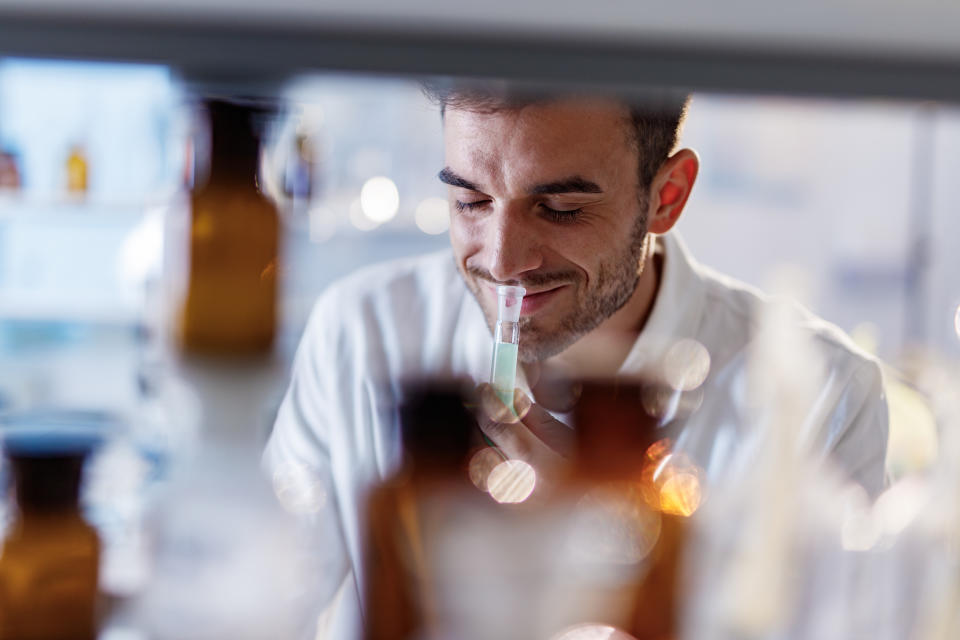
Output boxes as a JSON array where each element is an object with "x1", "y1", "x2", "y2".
[
  {"x1": 540, "y1": 204, "x2": 583, "y2": 223},
  {"x1": 454, "y1": 200, "x2": 490, "y2": 212}
]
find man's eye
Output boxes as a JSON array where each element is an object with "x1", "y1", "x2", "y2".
[
  {"x1": 454, "y1": 200, "x2": 489, "y2": 212},
  {"x1": 541, "y1": 205, "x2": 583, "y2": 223}
]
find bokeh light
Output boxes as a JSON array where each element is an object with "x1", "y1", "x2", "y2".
[
  {"x1": 955, "y1": 303, "x2": 960, "y2": 341},
  {"x1": 487, "y1": 459, "x2": 537, "y2": 504},
  {"x1": 348, "y1": 197, "x2": 380, "y2": 231},
  {"x1": 551, "y1": 623, "x2": 636, "y2": 640},
  {"x1": 468, "y1": 447, "x2": 504, "y2": 493},
  {"x1": 663, "y1": 339, "x2": 711, "y2": 391},
  {"x1": 272, "y1": 462, "x2": 328, "y2": 515},
  {"x1": 658, "y1": 472, "x2": 702, "y2": 517},
  {"x1": 414, "y1": 197, "x2": 450, "y2": 235},
  {"x1": 640, "y1": 440, "x2": 704, "y2": 517},
  {"x1": 359, "y1": 176, "x2": 399, "y2": 223},
  {"x1": 568, "y1": 485, "x2": 662, "y2": 565}
]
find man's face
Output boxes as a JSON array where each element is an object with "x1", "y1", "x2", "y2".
[{"x1": 442, "y1": 98, "x2": 650, "y2": 363}]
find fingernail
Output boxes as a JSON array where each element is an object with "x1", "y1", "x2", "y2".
[{"x1": 513, "y1": 388, "x2": 532, "y2": 417}]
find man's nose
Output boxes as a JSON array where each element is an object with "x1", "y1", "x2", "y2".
[{"x1": 485, "y1": 205, "x2": 543, "y2": 283}]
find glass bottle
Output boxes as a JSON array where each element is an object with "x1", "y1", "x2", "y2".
[
  {"x1": 66, "y1": 143, "x2": 89, "y2": 196},
  {"x1": 364, "y1": 383, "x2": 477, "y2": 640},
  {"x1": 567, "y1": 380, "x2": 696, "y2": 640},
  {"x1": 178, "y1": 99, "x2": 279, "y2": 355},
  {"x1": 0, "y1": 436, "x2": 101, "y2": 640}
]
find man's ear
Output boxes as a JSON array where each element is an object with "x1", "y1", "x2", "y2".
[{"x1": 647, "y1": 148, "x2": 699, "y2": 234}]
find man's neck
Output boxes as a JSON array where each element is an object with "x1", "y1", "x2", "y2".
[{"x1": 544, "y1": 236, "x2": 663, "y2": 378}]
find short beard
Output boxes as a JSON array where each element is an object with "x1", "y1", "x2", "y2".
[{"x1": 517, "y1": 209, "x2": 650, "y2": 362}]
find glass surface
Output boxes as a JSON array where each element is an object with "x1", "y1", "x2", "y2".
[{"x1": 2, "y1": 58, "x2": 960, "y2": 639}]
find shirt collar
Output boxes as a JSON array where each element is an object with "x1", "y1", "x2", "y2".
[{"x1": 618, "y1": 231, "x2": 708, "y2": 374}]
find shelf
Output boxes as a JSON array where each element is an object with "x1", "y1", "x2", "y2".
[{"x1": 1, "y1": 2, "x2": 960, "y2": 101}]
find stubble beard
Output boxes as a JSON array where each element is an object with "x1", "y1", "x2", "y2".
[{"x1": 462, "y1": 207, "x2": 651, "y2": 364}]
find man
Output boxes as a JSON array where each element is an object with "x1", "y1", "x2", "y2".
[{"x1": 264, "y1": 86, "x2": 888, "y2": 635}]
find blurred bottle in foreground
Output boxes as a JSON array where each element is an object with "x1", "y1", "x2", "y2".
[
  {"x1": 178, "y1": 98, "x2": 279, "y2": 355},
  {"x1": 565, "y1": 380, "x2": 696, "y2": 640},
  {"x1": 363, "y1": 379, "x2": 698, "y2": 640},
  {"x1": 0, "y1": 412, "x2": 104, "y2": 640},
  {"x1": 364, "y1": 383, "x2": 476, "y2": 640}
]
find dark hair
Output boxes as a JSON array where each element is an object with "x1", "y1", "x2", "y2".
[{"x1": 422, "y1": 80, "x2": 690, "y2": 189}]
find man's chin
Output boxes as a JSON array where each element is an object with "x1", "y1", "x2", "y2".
[{"x1": 517, "y1": 331, "x2": 578, "y2": 364}]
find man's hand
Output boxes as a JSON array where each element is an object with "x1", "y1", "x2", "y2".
[{"x1": 474, "y1": 383, "x2": 575, "y2": 494}]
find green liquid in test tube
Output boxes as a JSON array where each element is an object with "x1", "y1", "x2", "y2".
[{"x1": 490, "y1": 285, "x2": 525, "y2": 413}]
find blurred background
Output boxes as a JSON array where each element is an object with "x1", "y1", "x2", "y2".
[{"x1": 1, "y1": 61, "x2": 955, "y2": 461}]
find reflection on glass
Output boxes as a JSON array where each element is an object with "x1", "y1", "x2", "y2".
[
  {"x1": 468, "y1": 446, "x2": 504, "y2": 493},
  {"x1": 662, "y1": 339, "x2": 711, "y2": 392},
  {"x1": 487, "y1": 459, "x2": 537, "y2": 504},
  {"x1": 568, "y1": 485, "x2": 662, "y2": 565},
  {"x1": 637, "y1": 441, "x2": 705, "y2": 518}
]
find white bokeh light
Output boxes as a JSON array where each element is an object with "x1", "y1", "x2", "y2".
[
  {"x1": 663, "y1": 338, "x2": 711, "y2": 391},
  {"x1": 360, "y1": 176, "x2": 399, "y2": 223},
  {"x1": 954, "y1": 303, "x2": 960, "y2": 340},
  {"x1": 486, "y1": 459, "x2": 537, "y2": 504},
  {"x1": 414, "y1": 197, "x2": 450, "y2": 235},
  {"x1": 348, "y1": 198, "x2": 380, "y2": 231},
  {"x1": 551, "y1": 624, "x2": 635, "y2": 640}
]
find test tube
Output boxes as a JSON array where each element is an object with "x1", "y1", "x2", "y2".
[{"x1": 489, "y1": 285, "x2": 526, "y2": 412}]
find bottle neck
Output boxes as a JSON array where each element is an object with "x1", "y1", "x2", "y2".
[
  {"x1": 206, "y1": 141, "x2": 261, "y2": 188},
  {"x1": 10, "y1": 454, "x2": 85, "y2": 516},
  {"x1": 203, "y1": 101, "x2": 263, "y2": 189}
]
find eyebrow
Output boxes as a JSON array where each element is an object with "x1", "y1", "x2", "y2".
[
  {"x1": 530, "y1": 176, "x2": 603, "y2": 195},
  {"x1": 438, "y1": 167, "x2": 604, "y2": 196},
  {"x1": 438, "y1": 167, "x2": 481, "y2": 191}
]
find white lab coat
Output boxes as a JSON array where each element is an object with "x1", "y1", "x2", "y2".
[{"x1": 263, "y1": 232, "x2": 888, "y2": 638}]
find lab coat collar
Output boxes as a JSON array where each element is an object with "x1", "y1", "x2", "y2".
[{"x1": 618, "y1": 232, "x2": 708, "y2": 375}]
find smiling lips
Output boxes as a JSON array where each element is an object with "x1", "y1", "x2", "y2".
[{"x1": 487, "y1": 284, "x2": 568, "y2": 316}]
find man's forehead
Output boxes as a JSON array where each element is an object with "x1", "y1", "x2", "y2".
[
  {"x1": 442, "y1": 99, "x2": 633, "y2": 191},
  {"x1": 443, "y1": 97, "x2": 630, "y2": 137}
]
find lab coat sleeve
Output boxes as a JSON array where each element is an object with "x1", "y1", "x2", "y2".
[
  {"x1": 262, "y1": 293, "x2": 363, "y2": 639},
  {"x1": 823, "y1": 359, "x2": 890, "y2": 499}
]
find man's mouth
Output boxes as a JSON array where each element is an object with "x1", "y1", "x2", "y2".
[{"x1": 484, "y1": 283, "x2": 569, "y2": 316}]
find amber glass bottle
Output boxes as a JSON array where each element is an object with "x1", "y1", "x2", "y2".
[
  {"x1": 0, "y1": 447, "x2": 100, "y2": 640},
  {"x1": 65, "y1": 144, "x2": 89, "y2": 196},
  {"x1": 571, "y1": 380, "x2": 695, "y2": 640},
  {"x1": 179, "y1": 99, "x2": 279, "y2": 355},
  {"x1": 364, "y1": 384, "x2": 476, "y2": 640}
]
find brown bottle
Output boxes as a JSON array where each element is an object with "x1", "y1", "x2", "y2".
[
  {"x1": 571, "y1": 380, "x2": 697, "y2": 640},
  {"x1": 363, "y1": 383, "x2": 477, "y2": 640},
  {"x1": 0, "y1": 448, "x2": 100, "y2": 640},
  {"x1": 179, "y1": 99, "x2": 279, "y2": 355}
]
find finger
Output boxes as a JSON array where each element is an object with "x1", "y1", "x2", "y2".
[
  {"x1": 514, "y1": 388, "x2": 575, "y2": 458},
  {"x1": 477, "y1": 384, "x2": 558, "y2": 465}
]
